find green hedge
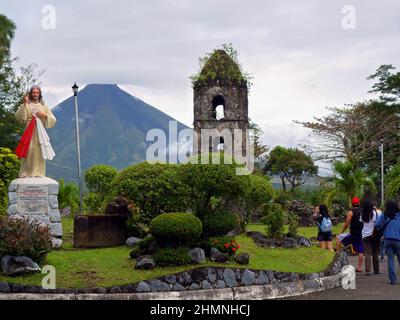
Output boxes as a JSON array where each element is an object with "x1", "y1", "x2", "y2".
[
  {"x1": 149, "y1": 212, "x2": 202, "y2": 245},
  {"x1": 202, "y1": 209, "x2": 238, "y2": 237},
  {"x1": 153, "y1": 246, "x2": 192, "y2": 266}
]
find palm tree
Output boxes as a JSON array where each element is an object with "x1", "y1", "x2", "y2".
[
  {"x1": 328, "y1": 160, "x2": 375, "y2": 209},
  {"x1": 58, "y1": 178, "x2": 79, "y2": 216}
]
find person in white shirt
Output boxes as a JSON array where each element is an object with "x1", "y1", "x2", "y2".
[{"x1": 360, "y1": 199, "x2": 380, "y2": 275}]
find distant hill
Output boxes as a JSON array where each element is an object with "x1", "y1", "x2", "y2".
[{"x1": 47, "y1": 84, "x2": 188, "y2": 183}]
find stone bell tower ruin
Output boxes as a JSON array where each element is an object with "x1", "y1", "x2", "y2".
[{"x1": 192, "y1": 49, "x2": 249, "y2": 157}]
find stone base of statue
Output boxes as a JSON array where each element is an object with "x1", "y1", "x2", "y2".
[{"x1": 6, "y1": 177, "x2": 63, "y2": 248}]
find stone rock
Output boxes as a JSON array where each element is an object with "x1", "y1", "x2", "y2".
[
  {"x1": 210, "y1": 248, "x2": 228, "y2": 263},
  {"x1": 0, "y1": 282, "x2": 11, "y2": 293},
  {"x1": 129, "y1": 249, "x2": 142, "y2": 259},
  {"x1": 222, "y1": 268, "x2": 237, "y2": 287},
  {"x1": 49, "y1": 209, "x2": 61, "y2": 223},
  {"x1": 282, "y1": 237, "x2": 299, "y2": 248},
  {"x1": 147, "y1": 279, "x2": 170, "y2": 292},
  {"x1": 172, "y1": 283, "x2": 186, "y2": 291},
  {"x1": 135, "y1": 255, "x2": 156, "y2": 270},
  {"x1": 49, "y1": 223, "x2": 63, "y2": 237},
  {"x1": 8, "y1": 192, "x2": 17, "y2": 205},
  {"x1": 241, "y1": 269, "x2": 256, "y2": 286},
  {"x1": 189, "y1": 283, "x2": 200, "y2": 290},
  {"x1": 126, "y1": 237, "x2": 143, "y2": 247},
  {"x1": 178, "y1": 272, "x2": 192, "y2": 286},
  {"x1": 51, "y1": 238, "x2": 63, "y2": 248},
  {"x1": 8, "y1": 182, "x2": 18, "y2": 192},
  {"x1": 234, "y1": 252, "x2": 249, "y2": 265},
  {"x1": 6, "y1": 204, "x2": 17, "y2": 215},
  {"x1": 188, "y1": 247, "x2": 205, "y2": 264},
  {"x1": 297, "y1": 236, "x2": 312, "y2": 247},
  {"x1": 136, "y1": 281, "x2": 151, "y2": 293},
  {"x1": 48, "y1": 195, "x2": 59, "y2": 209},
  {"x1": 201, "y1": 280, "x2": 212, "y2": 289},
  {"x1": 36, "y1": 216, "x2": 50, "y2": 225},
  {"x1": 246, "y1": 231, "x2": 280, "y2": 248},
  {"x1": 1, "y1": 255, "x2": 41, "y2": 276},
  {"x1": 206, "y1": 268, "x2": 217, "y2": 284},
  {"x1": 191, "y1": 268, "x2": 205, "y2": 283},
  {"x1": 48, "y1": 183, "x2": 59, "y2": 195},
  {"x1": 215, "y1": 280, "x2": 226, "y2": 289},
  {"x1": 164, "y1": 275, "x2": 177, "y2": 284},
  {"x1": 255, "y1": 271, "x2": 269, "y2": 285}
]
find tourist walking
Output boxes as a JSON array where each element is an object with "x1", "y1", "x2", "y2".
[
  {"x1": 360, "y1": 199, "x2": 380, "y2": 275},
  {"x1": 313, "y1": 204, "x2": 334, "y2": 252},
  {"x1": 337, "y1": 197, "x2": 364, "y2": 272},
  {"x1": 375, "y1": 200, "x2": 400, "y2": 285}
]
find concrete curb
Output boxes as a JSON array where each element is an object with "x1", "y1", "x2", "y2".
[{"x1": 0, "y1": 272, "x2": 347, "y2": 300}]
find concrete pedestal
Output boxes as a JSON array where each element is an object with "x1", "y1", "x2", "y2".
[{"x1": 6, "y1": 177, "x2": 63, "y2": 248}]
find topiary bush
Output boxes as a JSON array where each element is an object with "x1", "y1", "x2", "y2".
[
  {"x1": 84, "y1": 164, "x2": 118, "y2": 196},
  {"x1": 0, "y1": 217, "x2": 52, "y2": 264},
  {"x1": 202, "y1": 209, "x2": 239, "y2": 237},
  {"x1": 112, "y1": 162, "x2": 190, "y2": 223},
  {"x1": 153, "y1": 246, "x2": 192, "y2": 266},
  {"x1": 149, "y1": 212, "x2": 202, "y2": 245}
]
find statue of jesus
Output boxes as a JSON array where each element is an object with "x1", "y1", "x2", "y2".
[{"x1": 15, "y1": 85, "x2": 57, "y2": 178}]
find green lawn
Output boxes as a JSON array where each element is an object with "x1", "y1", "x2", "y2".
[
  {"x1": 247, "y1": 223, "x2": 344, "y2": 240},
  {"x1": 0, "y1": 218, "x2": 336, "y2": 288}
]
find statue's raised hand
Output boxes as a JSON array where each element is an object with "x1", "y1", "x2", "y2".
[{"x1": 23, "y1": 94, "x2": 29, "y2": 105}]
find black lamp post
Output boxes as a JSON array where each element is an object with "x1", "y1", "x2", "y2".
[{"x1": 72, "y1": 82, "x2": 83, "y2": 215}]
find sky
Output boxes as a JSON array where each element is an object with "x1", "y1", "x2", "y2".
[{"x1": 2, "y1": 0, "x2": 400, "y2": 164}]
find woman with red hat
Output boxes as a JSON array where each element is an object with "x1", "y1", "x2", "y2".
[{"x1": 336, "y1": 196, "x2": 364, "y2": 272}]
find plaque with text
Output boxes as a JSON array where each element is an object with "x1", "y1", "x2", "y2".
[{"x1": 17, "y1": 184, "x2": 49, "y2": 215}]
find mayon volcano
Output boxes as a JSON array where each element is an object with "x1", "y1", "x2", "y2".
[{"x1": 46, "y1": 84, "x2": 188, "y2": 183}]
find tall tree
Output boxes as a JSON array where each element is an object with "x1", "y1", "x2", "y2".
[
  {"x1": 0, "y1": 15, "x2": 44, "y2": 149},
  {"x1": 264, "y1": 146, "x2": 317, "y2": 191},
  {"x1": 328, "y1": 160, "x2": 375, "y2": 209}
]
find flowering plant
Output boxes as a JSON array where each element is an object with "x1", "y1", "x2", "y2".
[{"x1": 209, "y1": 236, "x2": 240, "y2": 256}]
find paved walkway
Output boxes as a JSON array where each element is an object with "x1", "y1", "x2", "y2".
[{"x1": 288, "y1": 255, "x2": 400, "y2": 300}]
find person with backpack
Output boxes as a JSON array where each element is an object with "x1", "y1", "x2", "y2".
[
  {"x1": 336, "y1": 197, "x2": 364, "y2": 272},
  {"x1": 360, "y1": 199, "x2": 380, "y2": 275},
  {"x1": 313, "y1": 204, "x2": 334, "y2": 252},
  {"x1": 375, "y1": 200, "x2": 400, "y2": 285}
]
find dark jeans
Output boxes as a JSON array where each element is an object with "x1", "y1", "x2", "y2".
[
  {"x1": 380, "y1": 239, "x2": 385, "y2": 260},
  {"x1": 385, "y1": 239, "x2": 400, "y2": 284},
  {"x1": 363, "y1": 236, "x2": 380, "y2": 274}
]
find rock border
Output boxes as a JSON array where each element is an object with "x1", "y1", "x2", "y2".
[{"x1": 0, "y1": 251, "x2": 349, "y2": 299}]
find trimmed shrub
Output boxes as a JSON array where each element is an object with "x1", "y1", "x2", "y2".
[
  {"x1": 209, "y1": 236, "x2": 240, "y2": 256},
  {"x1": 0, "y1": 217, "x2": 52, "y2": 264},
  {"x1": 261, "y1": 204, "x2": 285, "y2": 240},
  {"x1": 149, "y1": 212, "x2": 202, "y2": 245},
  {"x1": 153, "y1": 246, "x2": 192, "y2": 266},
  {"x1": 84, "y1": 164, "x2": 118, "y2": 196},
  {"x1": 112, "y1": 163, "x2": 190, "y2": 223},
  {"x1": 202, "y1": 209, "x2": 238, "y2": 237}
]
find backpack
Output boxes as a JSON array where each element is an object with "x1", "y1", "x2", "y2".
[{"x1": 318, "y1": 217, "x2": 333, "y2": 233}]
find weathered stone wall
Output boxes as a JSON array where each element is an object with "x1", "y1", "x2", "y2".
[{"x1": 0, "y1": 251, "x2": 348, "y2": 294}]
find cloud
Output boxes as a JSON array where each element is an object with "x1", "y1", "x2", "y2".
[{"x1": 3, "y1": 0, "x2": 400, "y2": 146}]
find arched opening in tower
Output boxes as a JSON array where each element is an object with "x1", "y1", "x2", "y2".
[
  {"x1": 211, "y1": 95, "x2": 225, "y2": 120},
  {"x1": 217, "y1": 136, "x2": 224, "y2": 151}
]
